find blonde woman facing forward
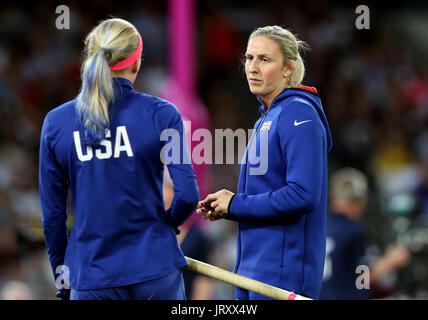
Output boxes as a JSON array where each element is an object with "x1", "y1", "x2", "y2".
[{"x1": 197, "y1": 26, "x2": 332, "y2": 300}]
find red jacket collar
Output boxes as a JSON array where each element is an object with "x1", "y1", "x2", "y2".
[
  {"x1": 258, "y1": 86, "x2": 319, "y2": 113},
  {"x1": 296, "y1": 85, "x2": 318, "y2": 94}
]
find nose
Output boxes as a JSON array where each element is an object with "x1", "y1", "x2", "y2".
[{"x1": 247, "y1": 59, "x2": 259, "y2": 74}]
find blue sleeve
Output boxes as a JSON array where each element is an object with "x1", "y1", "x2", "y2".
[
  {"x1": 154, "y1": 102, "x2": 199, "y2": 232},
  {"x1": 229, "y1": 101, "x2": 324, "y2": 222},
  {"x1": 39, "y1": 114, "x2": 69, "y2": 280}
]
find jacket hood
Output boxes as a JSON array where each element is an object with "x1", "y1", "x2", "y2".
[{"x1": 275, "y1": 86, "x2": 333, "y2": 152}]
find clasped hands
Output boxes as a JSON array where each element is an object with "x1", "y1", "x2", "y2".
[{"x1": 196, "y1": 189, "x2": 235, "y2": 221}]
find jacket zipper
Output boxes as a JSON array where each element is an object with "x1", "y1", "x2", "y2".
[
  {"x1": 236, "y1": 107, "x2": 270, "y2": 274},
  {"x1": 243, "y1": 107, "x2": 269, "y2": 193}
]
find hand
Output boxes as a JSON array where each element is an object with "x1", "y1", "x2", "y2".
[
  {"x1": 196, "y1": 189, "x2": 235, "y2": 221},
  {"x1": 370, "y1": 244, "x2": 411, "y2": 283},
  {"x1": 384, "y1": 244, "x2": 411, "y2": 269}
]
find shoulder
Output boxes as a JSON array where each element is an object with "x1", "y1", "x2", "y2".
[
  {"x1": 276, "y1": 97, "x2": 323, "y2": 139},
  {"x1": 279, "y1": 96, "x2": 319, "y2": 122},
  {"x1": 42, "y1": 99, "x2": 76, "y2": 134},
  {"x1": 43, "y1": 100, "x2": 77, "y2": 133},
  {"x1": 44, "y1": 99, "x2": 76, "y2": 121},
  {"x1": 133, "y1": 92, "x2": 180, "y2": 116},
  {"x1": 133, "y1": 92, "x2": 177, "y2": 109},
  {"x1": 328, "y1": 213, "x2": 365, "y2": 240},
  {"x1": 133, "y1": 93, "x2": 183, "y2": 131}
]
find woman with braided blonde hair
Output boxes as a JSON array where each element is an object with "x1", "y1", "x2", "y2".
[
  {"x1": 197, "y1": 26, "x2": 332, "y2": 299},
  {"x1": 39, "y1": 18, "x2": 199, "y2": 300}
]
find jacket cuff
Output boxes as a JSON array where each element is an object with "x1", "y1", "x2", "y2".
[{"x1": 226, "y1": 194, "x2": 239, "y2": 221}]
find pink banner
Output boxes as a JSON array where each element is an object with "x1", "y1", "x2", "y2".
[{"x1": 162, "y1": 0, "x2": 212, "y2": 228}]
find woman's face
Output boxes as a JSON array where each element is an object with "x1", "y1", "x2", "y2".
[{"x1": 245, "y1": 36, "x2": 292, "y2": 106}]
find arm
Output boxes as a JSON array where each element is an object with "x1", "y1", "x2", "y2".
[
  {"x1": 228, "y1": 102, "x2": 324, "y2": 223},
  {"x1": 38, "y1": 115, "x2": 69, "y2": 298},
  {"x1": 155, "y1": 103, "x2": 199, "y2": 232},
  {"x1": 198, "y1": 102, "x2": 324, "y2": 223},
  {"x1": 369, "y1": 244, "x2": 410, "y2": 284}
]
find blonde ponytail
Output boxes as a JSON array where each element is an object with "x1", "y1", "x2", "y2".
[
  {"x1": 289, "y1": 55, "x2": 305, "y2": 88},
  {"x1": 76, "y1": 48, "x2": 114, "y2": 143},
  {"x1": 76, "y1": 18, "x2": 140, "y2": 144}
]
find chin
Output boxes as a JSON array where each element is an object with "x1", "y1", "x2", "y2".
[{"x1": 249, "y1": 85, "x2": 262, "y2": 95}]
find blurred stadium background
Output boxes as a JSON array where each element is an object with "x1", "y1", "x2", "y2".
[{"x1": 0, "y1": 0, "x2": 427, "y2": 299}]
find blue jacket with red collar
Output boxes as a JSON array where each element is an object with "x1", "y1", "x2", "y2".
[
  {"x1": 39, "y1": 77, "x2": 199, "y2": 290},
  {"x1": 228, "y1": 86, "x2": 332, "y2": 299}
]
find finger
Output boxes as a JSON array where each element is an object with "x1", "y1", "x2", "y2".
[
  {"x1": 204, "y1": 203, "x2": 214, "y2": 211},
  {"x1": 210, "y1": 211, "x2": 221, "y2": 221},
  {"x1": 200, "y1": 201, "x2": 215, "y2": 211},
  {"x1": 202, "y1": 193, "x2": 218, "y2": 204},
  {"x1": 210, "y1": 200, "x2": 219, "y2": 209},
  {"x1": 203, "y1": 211, "x2": 213, "y2": 220},
  {"x1": 197, "y1": 201, "x2": 205, "y2": 209},
  {"x1": 209, "y1": 211, "x2": 222, "y2": 221},
  {"x1": 214, "y1": 205, "x2": 225, "y2": 213},
  {"x1": 208, "y1": 211, "x2": 217, "y2": 221}
]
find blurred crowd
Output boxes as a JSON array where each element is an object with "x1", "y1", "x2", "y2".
[{"x1": 0, "y1": 0, "x2": 427, "y2": 299}]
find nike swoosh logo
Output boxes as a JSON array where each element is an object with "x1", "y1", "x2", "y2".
[{"x1": 294, "y1": 120, "x2": 312, "y2": 126}]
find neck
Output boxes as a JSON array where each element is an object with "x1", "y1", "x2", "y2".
[
  {"x1": 259, "y1": 96, "x2": 272, "y2": 111},
  {"x1": 259, "y1": 84, "x2": 288, "y2": 110},
  {"x1": 112, "y1": 72, "x2": 136, "y2": 84}
]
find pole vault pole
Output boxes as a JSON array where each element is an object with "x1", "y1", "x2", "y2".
[{"x1": 185, "y1": 257, "x2": 312, "y2": 300}]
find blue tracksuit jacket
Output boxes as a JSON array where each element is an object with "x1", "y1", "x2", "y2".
[
  {"x1": 228, "y1": 86, "x2": 332, "y2": 299},
  {"x1": 39, "y1": 77, "x2": 199, "y2": 290},
  {"x1": 319, "y1": 211, "x2": 369, "y2": 300}
]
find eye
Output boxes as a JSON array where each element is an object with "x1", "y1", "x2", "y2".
[
  {"x1": 245, "y1": 55, "x2": 253, "y2": 61},
  {"x1": 261, "y1": 58, "x2": 269, "y2": 62}
]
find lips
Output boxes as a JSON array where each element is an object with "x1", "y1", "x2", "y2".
[{"x1": 249, "y1": 78, "x2": 262, "y2": 83}]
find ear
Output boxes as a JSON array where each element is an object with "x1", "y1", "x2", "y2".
[
  {"x1": 131, "y1": 60, "x2": 139, "y2": 74},
  {"x1": 283, "y1": 60, "x2": 294, "y2": 78},
  {"x1": 132, "y1": 57, "x2": 142, "y2": 74}
]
